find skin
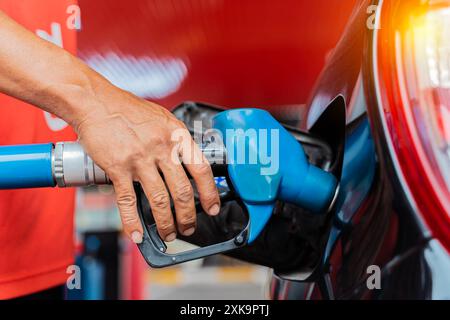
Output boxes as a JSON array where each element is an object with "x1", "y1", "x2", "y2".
[{"x1": 0, "y1": 11, "x2": 220, "y2": 243}]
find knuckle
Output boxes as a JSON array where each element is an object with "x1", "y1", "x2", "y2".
[
  {"x1": 116, "y1": 193, "x2": 137, "y2": 208},
  {"x1": 157, "y1": 221, "x2": 173, "y2": 233},
  {"x1": 175, "y1": 119, "x2": 187, "y2": 129},
  {"x1": 180, "y1": 128, "x2": 192, "y2": 140},
  {"x1": 120, "y1": 212, "x2": 139, "y2": 227},
  {"x1": 150, "y1": 190, "x2": 170, "y2": 209},
  {"x1": 202, "y1": 190, "x2": 218, "y2": 204},
  {"x1": 129, "y1": 149, "x2": 146, "y2": 163},
  {"x1": 189, "y1": 163, "x2": 211, "y2": 178},
  {"x1": 151, "y1": 134, "x2": 169, "y2": 148},
  {"x1": 174, "y1": 184, "x2": 194, "y2": 204},
  {"x1": 107, "y1": 167, "x2": 125, "y2": 181},
  {"x1": 196, "y1": 162, "x2": 211, "y2": 175},
  {"x1": 114, "y1": 145, "x2": 145, "y2": 166},
  {"x1": 107, "y1": 160, "x2": 140, "y2": 178},
  {"x1": 179, "y1": 214, "x2": 196, "y2": 227}
]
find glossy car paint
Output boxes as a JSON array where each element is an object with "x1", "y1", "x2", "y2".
[
  {"x1": 272, "y1": 0, "x2": 450, "y2": 299},
  {"x1": 76, "y1": 0, "x2": 450, "y2": 299}
]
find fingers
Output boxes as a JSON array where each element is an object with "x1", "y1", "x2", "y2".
[
  {"x1": 137, "y1": 165, "x2": 176, "y2": 242},
  {"x1": 159, "y1": 160, "x2": 196, "y2": 236},
  {"x1": 180, "y1": 134, "x2": 221, "y2": 216},
  {"x1": 111, "y1": 174, "x2": 143, "y2": 244},
  {"x1": 111, "y1": 123, "x2": 219, "y2": 244}
]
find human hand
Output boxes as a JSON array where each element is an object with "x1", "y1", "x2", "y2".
[{"x1": 72, "y1": 88, "x2": 220, "y2": 244}]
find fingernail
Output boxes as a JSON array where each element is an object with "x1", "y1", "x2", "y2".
[
  {"x1": 183, "y1": 227, "x2": 195, "y2": 236},
  {"x1": 209, "y1": 204, "x2": 220, "y2": 216},
  {"x1": 131, "y1": 231, "x2": 143, "y2": 244},
  {"x1": 165, "y1": 232, "x2": 176, "y2": 242}
]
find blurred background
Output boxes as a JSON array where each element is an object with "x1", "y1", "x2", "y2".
[
  {"x1": 71, "y1": 185, "x2": 271, "y2": 299},
  {"x1": 69, "y1": 0, "x2": 357, "y2": 299}
]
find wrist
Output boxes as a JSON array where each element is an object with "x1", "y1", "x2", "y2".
[{"x1": 57, "y1": 70, "x2": 113, "y2": 131}]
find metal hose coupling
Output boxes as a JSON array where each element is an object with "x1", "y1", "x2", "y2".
[
  {"x1": 51, "y1": 142, "x2": 226, "y2": 188},
  {"x1": 52, "y1": 142, "x2": 109, "y2": 187}
]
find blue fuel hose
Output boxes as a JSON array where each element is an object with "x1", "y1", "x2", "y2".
[{"x1": 0, "y1": 143, "x2": 55, "y2": 189}]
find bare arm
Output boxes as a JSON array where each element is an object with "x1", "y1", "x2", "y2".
[{"x1": 0, "y1": 11, "x2": 220, "y2": 243}]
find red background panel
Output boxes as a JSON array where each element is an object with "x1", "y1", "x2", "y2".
[{"x1": 78, "y1": 0, "x2": 357, "y2": 114}]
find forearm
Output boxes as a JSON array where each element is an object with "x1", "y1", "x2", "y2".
[
  {"x1": 0, "y1": 11, "x2": 220, "y2": 243},
  {"x1": 0, "y1": 11, "x2": 111, "y2": 127}
]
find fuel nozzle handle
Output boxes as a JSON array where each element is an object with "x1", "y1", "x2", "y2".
[{"x1": 211, "y1": 109, "x2": 338, "y2": 242}]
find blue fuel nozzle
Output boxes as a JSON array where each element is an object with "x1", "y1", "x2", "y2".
[{"x1": 212, "y1": 108, "x2": 338, "y2": 243}]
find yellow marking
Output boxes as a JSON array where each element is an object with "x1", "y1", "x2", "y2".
[
  {"x1": 217, "y1": 266, "x2": 254, "y2": 283},
  {"x1": 147, "y1": 267, "x2": 181, "y2": 285}
]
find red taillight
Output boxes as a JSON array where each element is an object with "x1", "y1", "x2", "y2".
[{"x1": 374, "y1": 0, "x2": 450, "y2": 251}]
